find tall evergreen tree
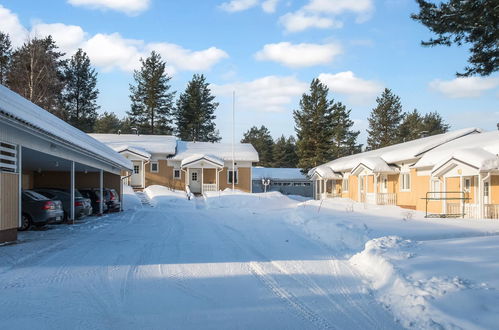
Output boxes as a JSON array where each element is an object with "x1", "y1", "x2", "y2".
[
  {"x1": 93, "y1": 111, "x2": 121, "y2": 133},
  {"x1": 241, "y1": 126, "x2": 274, "y2": 167},
  {"x1": 422, "y1": 111, "x2": 450, "y2": 136},
  {"x1": 175, "y1": 74, "x2": 221, "y2": 142},
  {"x1": 128, "y1": 51, "x2": 174, "y2": 134},
  {"x1": 62, "y1": 49, "x2": 99, "y2": 132},
  {"x1": 399, "y1": 109, "x2": 450, "y2": 142},
  {"x1": 330, "y1": 101, "x2": 361, "y2": 158},
  {"x1": 0, "y1": 31, "x2": 12, "y2": 85},
  {"x1": 294, "y1": 79, "x2": 360, "y2": 172},
  {"x1": 7, "y1": 36, "x2": 66, "y2": 117},
  {"x1": 272, "y1": 135, "x2": 298, "y2": 168},
  {"x1": 412, "y1": 0, "x2": 498, "y2": 76},
  {"x1": 366, "y1": 88, "x2": 404, "y2": 150}
]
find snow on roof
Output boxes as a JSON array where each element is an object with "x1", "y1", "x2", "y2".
[
  {"x1": 89, "y1": 134, "x2": 177, "y2": 155},
  {"x1": 308, "y1": 165, "x2": 342, "y2": 179},
  {"x1": 253, "y1": 167, "x2": 309, "y2": 180},
  {"x1": 0, "y1": 85, "x2": 131, "y2": 170},
  {"x1": 414, "y1": 131, "x2": 499, "y2": 171},
  {"x1": 351, "y1": 157, "x2": 399, "y2": 174},
  {"x1": 322, "y1": 128, "x2": 481, "y2": 172},
  {"x1": 171, "y1": 141, "x2": 259, "y2": 162},
  {"x1": 181, "y1": 154, "x2": 224, "y2": 167},
  {"x1": 112, "y1": 145, "x2": 151, "y2": 159}
]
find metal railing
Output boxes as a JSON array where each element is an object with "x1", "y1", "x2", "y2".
[
  {"x1": 185, "y1": 185, "x2": 193, "y2": 200},
  {"x1": 376, "y1": 193, "x2": 397, "y2": 205}
]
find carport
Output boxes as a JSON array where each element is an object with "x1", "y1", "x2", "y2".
[{"x1": 0, "y1": 85, "x2": 132, "y2": 243}]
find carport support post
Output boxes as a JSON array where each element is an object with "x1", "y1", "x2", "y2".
[
  {"x1": 18, "y1": 145, "x2": 22, "y2": 228},
  {"x1": 70, "y1": 161, "x2": 75, "y2": 224},
  {"x1": 99, "y1": 169, "x2": 104, "y2": 215}
]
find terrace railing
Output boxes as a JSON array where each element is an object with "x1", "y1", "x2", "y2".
[
  {"x1": 203, "y1": 184, "x2": 217, "y2": 192},
  {"x1": 485, "y1": 204, "x2": 499, "y2": 219},
  {"x1": 376, "y1": 193, "x2": 397, "y2": 206}
]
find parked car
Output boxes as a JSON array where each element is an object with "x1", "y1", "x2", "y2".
[
  {"x1": 89, "y1": 188, "x2": 121, "y2": 212},
  {"x1": 20, "y1": 190, "x2": 64, "y2": 231},
  {"x1": 79, "y1": 189, "x2": 108, "y2": 214},
  {"x1": 33, "y1": 188, "x2": 93, "y2": 220}
]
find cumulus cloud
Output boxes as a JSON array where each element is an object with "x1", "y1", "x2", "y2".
[
  {"x1": 67, "y1": 0, "x2": 150, "y2": 15},
  {"x1": 219, "y1": 0, "x2": 259, "y2": 12},
  {"x1": 280, "y1": 0, "x2": 374, "y2": 33},
  {"x1": 429, "y1": 77, "x2": 499, "y2": 98},
  {"x1": 261, "y1": 0, "x2": 279, "y2": 13},
  {"x1": 279, "y1": 11, "x2": 341, "y2": 33},
  {"x1": 0, "y1": 5, "x2": 228, "y2": 73},
  {"x1": 0, "y1": 5, "x2": 28, "y2": 47},
  {"x1": 318, "y1": 71, "x2": 383, "y2": 105},
  {"x1": 213, "y1": 76, "x2": 307, "y2": 112},
  {"x1": 255, "y1": 42, "x2": 342, "y2": 68}
]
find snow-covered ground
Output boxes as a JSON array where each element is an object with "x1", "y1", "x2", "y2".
[{"x1": 1, "y1": 190, "x2": 498, "y2": 329}]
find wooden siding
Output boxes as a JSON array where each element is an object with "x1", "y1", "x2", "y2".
[
  {"x1": 33, "y1": 171, "x2": 122, "y2": 196},
  {"x1": 491, "y1": 175, "x2": 499, "y2": 204},
  {"x1": 219, "y1": 167, "x2": 251, "y2": 192},
  {"x1": 0, "y1": 172, "x2": 19, "y2": 231}
]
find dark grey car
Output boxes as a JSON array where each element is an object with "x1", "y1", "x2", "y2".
[
  {"x1": 20, "y1": 190, "x2": 64, "y2": 231},
  {"x1": 33, "y1": 189, "x2": 93, "y2": 220}
]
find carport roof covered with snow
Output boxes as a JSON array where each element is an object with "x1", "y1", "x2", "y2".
[{"x1": 0, "y1": 85, "x2": 132, "y2": 171}]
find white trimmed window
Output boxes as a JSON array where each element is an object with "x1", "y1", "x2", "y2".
[
  {"x1": 430, "y1": 179, "x2": 441, "y2": 198},
  {"x1": 401, "y1": 173, "x2": 411, "y2": 191},
  {"x1": 173, "y1": 169, "x2": 181, "y2": 179},
  {"x1": 133, "y1": 165, "x2": 140, "y2": 174},
  {"x1": 150, "y1": 161, "x2": 159, "y2": 173},
  {"x1": 342, "y1": 178, "x2": 349, "y2": 192},
  {"x1": 0, "y1": 142, "x2": 17, "y2": 173},
  {"x1": 228, "y1": 169, "x2": 238, "y2": 184}
]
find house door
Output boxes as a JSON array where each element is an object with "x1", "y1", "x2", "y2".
[
  {"x1": 380, "y1": 175, "x2": 388, "y2": 193},
  {"x1": 484, "y1": 181, "x2": 490, "y2": 204},
  {"x1": 131, "y1": 161, "x2": 142, "y2": 187},
  {"x1": 189, "y1": 169, "x2": 202, "y2": 193}
]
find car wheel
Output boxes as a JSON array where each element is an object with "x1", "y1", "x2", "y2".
[{"x1": 19, "y1": 214, "x2": 32, "y2": 231}]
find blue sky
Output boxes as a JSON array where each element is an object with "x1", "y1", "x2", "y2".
[{"x1": 0, "y1": 0, "x2": 497, "y2": 144}]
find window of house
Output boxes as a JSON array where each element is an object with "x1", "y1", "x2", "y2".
[
  {"x1": 133, "y1": 165, "x2": 140, "y2": 174},
  {"x1": 173, "y1": 169, "x2": 181, "y2": 179},
  {"x1": 192, "y1": 172, "x2": 198, "y2": 181},
  {"x1": 304, "y1": 182, "x2": 311, "y2": 186},
  {"x1": 359, "y1": 176, "x2": 365, "y2": 191},
  {"x1": 342, "y1": 178, "x2": 349, "y2": 192},
  {"x1": 282, "y1": 182, "x2": 291, "y2": 186},
  {"x1": 0, "y1": 142, "x2": 17, "y2": 173},
  {"x1": 383, "y1": 178, "x2": 388, "y2": 190},
  {"x1": 228, "y1": 169, "x2": 238, "y2": 184},
  {"x1": 464, "y1": 178, "x2": 471, "y2": 192},
  {"x1": 484, "y1": 182, "x2": 489, "y2": 197},
  {"x1": 150, "y1": 162, "x2": 159, "y2": 173},
  {"x1": 401, "y1": 173, "x2": 411, "y2": 191}
]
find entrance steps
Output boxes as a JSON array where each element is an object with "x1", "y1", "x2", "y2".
[{"x1": 135, "y1": 191, "x2": 152, "y2": 206}]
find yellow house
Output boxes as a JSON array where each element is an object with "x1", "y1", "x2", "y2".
[
  {"x1": 310, "y1": 128, "x2": 499, "y2": 219},
  {"x1": 90, "y1": 134, "x2": 259, "y2": 194}
]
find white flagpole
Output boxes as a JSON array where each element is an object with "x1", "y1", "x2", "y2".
[{"x1": 232, "y1": 90, "x2": 235, "y2": 193}]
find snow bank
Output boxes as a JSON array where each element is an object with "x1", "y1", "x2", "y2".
[
  {"x1": 122, "y1": 185, "x2": 141, "y2": 210},
  {"x1": 204, "y1": 190, "x2": 297, "y2": 211},
  {"x1": 144, "y1": 185, "x2": 193, "y2": 208},
  {"x1": 350, "y1": 236, "x2": 499, "y2": 329}
]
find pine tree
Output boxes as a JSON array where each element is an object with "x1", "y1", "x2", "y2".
[
  {"x1": 93, "y1": 112, "x2": 121, "y2": 133},
  {"x1": 0, "y1": 31, "x2": 12, "y2": 85},
  {"x1": 7, "y1": 36, "x2": 66, "y2": 117},
  {"x1": 62, "y1": 49, "x2": 99, "y2": 132},
  {"x1": 366, "y1": 88, "x2": 404, "y2": 150},
  {"x1": 128, "y1": 51, "x2": 175, "y2": 135},
  {"x1": 412, "y1": 0, "x2": 498, "y2": 76},
  {"x1": 119, "y1": 116, "x2": 134, "y2": 134},
  {"x1": 241, "y1": 126, "x2": 274, "y2": 167},
  {"x1": 422, "y1": 111, "x2": 450, "y2": 135},
  {"x1": 398, "y1": 109, "x2": 424, "y2": 142},
  {"x1": 273, "y1": 135, "x2": 298, "y2": 168},
  {"x1": 294, "y1": 79, "x2": 337, "y2": 173},
  {"x1": 175, "y1": 74, "x2": 221, "y2": 142},
  {"x1": 330, "y1": 101, "x2": 361, "y2": 158}
]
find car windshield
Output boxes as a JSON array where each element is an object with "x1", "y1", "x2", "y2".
[{"x1": 24, "y1": 190, "x2": 49, "y2": 201}]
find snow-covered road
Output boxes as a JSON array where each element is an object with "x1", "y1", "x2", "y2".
[{"x1": 0, "y1": 196, "x2": 400, "y2": 330}]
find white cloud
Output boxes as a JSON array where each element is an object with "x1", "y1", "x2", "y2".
[
  {"x1": 279, "y1": 0, "x2": 374, "y2": 32},
  {"x1": 213, "y1": 76, "x2": 307, "y2": 112},
  {"x1": 32, "y1": 23, "x2": 87, "y2": 56},
  {"x1": 279, "y1": 11, "x2": 340, "y2": 32},
  {"x1": 261, "y1": 0, "x2": 279, "y2": 13},
  {"x1": 67, "y1": 0, "x2": 150, "y2": 15},
  {"x1": 318, "y1": 71, "x2": 383, "y2": 105},
  {"x1": 219, "y1": 0, "x2": 259, "y2": 12},
  {"x1": 429, "y1": 77, "x2": 499, "y2": 98},
  {"x1": 0, "y1": 5, "x2": 28, "y2": 47},
  {"x1": 255, "y1": 42, "x2": 342, "y2": 68},
  {"x1": 0, "y1": 5, "x2": 228, "y2": 74}
]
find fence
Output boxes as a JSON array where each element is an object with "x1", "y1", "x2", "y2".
[
  {"x1": 203, "y1": 184, "x2": 217, "y2": 192},
  {"x1": 376, "y1": 193, "x2": 397, "y2": 205}
]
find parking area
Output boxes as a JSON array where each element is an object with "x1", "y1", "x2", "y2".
[{"x1": 0, "y1": 84, "x2": 131, "y2": 243}]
